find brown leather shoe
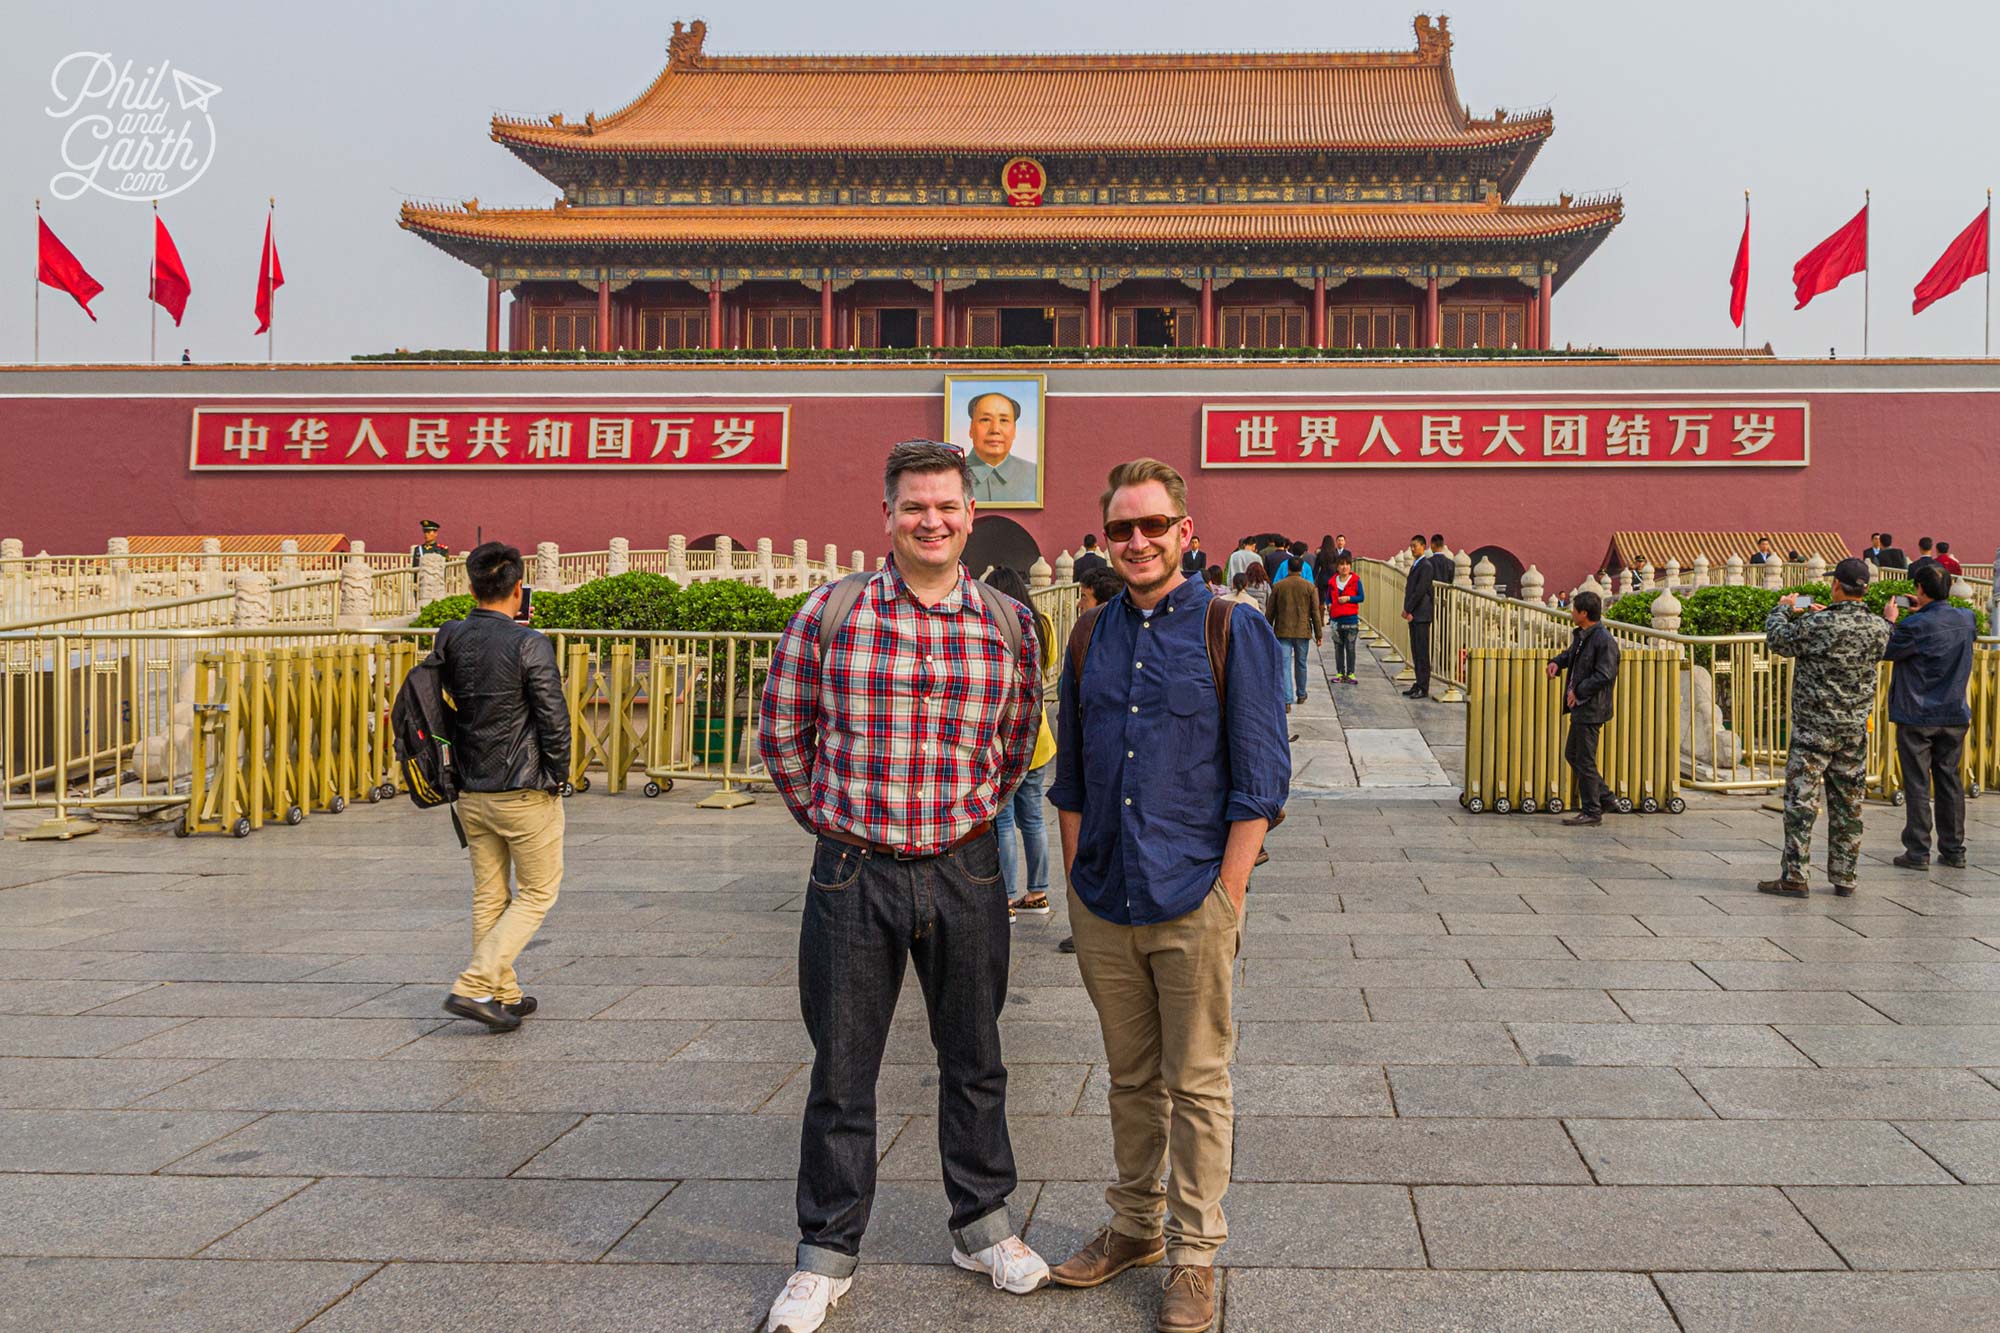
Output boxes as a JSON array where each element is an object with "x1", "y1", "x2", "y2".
[
  {"x1": 1756, "y1": 877, "x2": 1810, "y2": 899},
  {"x1": 1049, "y1": 1225, "x2": 1164, "y2": 1289},
  {"x1": 1157, "y1": 1265, "x2": 1216, "y2": 1333}
]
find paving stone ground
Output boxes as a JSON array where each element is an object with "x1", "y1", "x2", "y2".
[{"x1": 1, "y1": 637, "x2": 1996, "y2": 1330}]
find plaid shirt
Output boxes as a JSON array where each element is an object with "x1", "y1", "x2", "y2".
[{"x1": 759, "y1": 560, "x2": 1042, "y2": 855}]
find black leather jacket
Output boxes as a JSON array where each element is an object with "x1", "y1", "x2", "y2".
[
  {"x1": 435, "y1": 609, "x2": 570, "y2": 792},
  {"x1": 1552, "y1": 622, "x2": 1621, "y2": 725}
]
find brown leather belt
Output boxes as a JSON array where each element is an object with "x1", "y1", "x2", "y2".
[{"x1": 822, "y1": 820, "x2": 993, "y2": 861}]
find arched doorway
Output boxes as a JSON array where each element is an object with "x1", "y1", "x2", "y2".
[
  {"x1": 687, "y1": 533, "x2": 745, "y2": 551},
  {"x1": 1469, "y1": 544, "x2": 1526, "y2": 597},
  {"x1": 965, "y1": 515, "x2": 1043, "y2": 581}
]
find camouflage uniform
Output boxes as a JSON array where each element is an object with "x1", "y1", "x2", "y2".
[{"x1": 1764, "y1": 602, "x2": 1891, "y2": 886}]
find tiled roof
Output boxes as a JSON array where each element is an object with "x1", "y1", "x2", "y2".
[
  {"x1": 399, "y1": 199, "x2": 1622, "y2": 248},
  {"x1": 125, "y1": 535, "x2": 348, "y2": 554},
  {"x1": 1606, "y1": 532, "x2": 1851, "y2": 572},
  {"x1": 490, "y1": 17, "x2": 1551, "y2": 157}
]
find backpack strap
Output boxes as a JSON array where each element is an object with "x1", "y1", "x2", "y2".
[
  {"x1": 968, "y1": 579, "x2": 1024, "y2": 665},
  {"x1": 1066, "y1": 604, "x2": 1106, "y2": 695},
  {"x1": 813, "y1": 570, "x2": 878, "y2": 675},
  {"x1": 1204, "y1": 597, "x2": 1232, "y2": 702}
]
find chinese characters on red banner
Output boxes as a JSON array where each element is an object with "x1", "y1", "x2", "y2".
[
  {"x1": 189, "y1": 406, "x2": 790, "y2": 471},
  {"x1": 1199, "y1": 403, "x2": 1809, "y2": 468}
]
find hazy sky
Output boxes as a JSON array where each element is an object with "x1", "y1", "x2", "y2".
[{"x1": 6, "y1": 0, "x2": 1996, "y2": 364}]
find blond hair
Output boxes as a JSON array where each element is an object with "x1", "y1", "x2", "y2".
[{"x1": 1099, "y1": 457, "x2": 1189, "y2": 522}]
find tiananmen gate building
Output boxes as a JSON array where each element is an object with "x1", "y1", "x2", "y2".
[{"x1": 399, "y1": 16, "x2": 1622, "y2": 355}]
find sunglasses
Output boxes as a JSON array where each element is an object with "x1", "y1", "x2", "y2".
[{"x1": 1104, "y1": 514, "x2": 1186, "y2": 543}]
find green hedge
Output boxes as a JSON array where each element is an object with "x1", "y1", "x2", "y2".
[
  {"x1": 355, "y1": 344, "x2": 1610, "y2": 365},
  {"x1": 1606, "y1": 581, "x2": 1987, "y2": 636},
  {"x1": 413, "y1": 571, "x2": 804, "y2": 635}
]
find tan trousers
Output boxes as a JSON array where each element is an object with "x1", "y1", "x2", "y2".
[
  {"x1": 453, "y1": 789, "x2": 564, "y2": 1004},
  {"x1": 1069, "y1": 882, "x2": 1241, "y2": 1267}
]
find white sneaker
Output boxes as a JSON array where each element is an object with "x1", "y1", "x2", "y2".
[
  {"x1": 951, "y1": 1234, "x2": 1052, "y2": 1294},
  {"x1": 765, "y1": 1270, "x2": 852, "y2": 1333}
]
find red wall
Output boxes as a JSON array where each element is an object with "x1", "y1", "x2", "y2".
[{"x1": 3, "y1": 364, "x2": 1996, "y2": 591}]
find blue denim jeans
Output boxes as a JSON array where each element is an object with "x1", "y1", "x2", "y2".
[
  {"x1": 1332, "y1": 619, "x2": 1359, "y2": 676},
  {"x1": 993, "y1": 762, "x2": 1050, "y2": 900},
  {"x1": 1280, "y1": 636, "x2": 1312, "y2": 703},
  {"x1": 794, "y1": 831, "x2": 1018, "y2": 1278}
]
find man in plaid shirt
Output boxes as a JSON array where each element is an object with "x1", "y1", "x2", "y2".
[{"x1": 757, "y1": 441, "x2": 1049, "y2": 1333}]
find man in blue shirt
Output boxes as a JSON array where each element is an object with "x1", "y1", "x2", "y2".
[
  {"x1": 1046, "y1": 458, "x2": 1289, "y2": 1333},
  {"x1": 1883, "y1": 563, "x2": 1977, "y2": 869}
]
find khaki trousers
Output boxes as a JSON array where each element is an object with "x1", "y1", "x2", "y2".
[
  {"x1": 452, "y1": 789, "x2": 564, "y2": 1004},
  {"x1": 1069, "y1": 882, "x2": 1241, "y2": 1267}
]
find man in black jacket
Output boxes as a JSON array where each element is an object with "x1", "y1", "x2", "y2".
[
  {"x1": 1072, "y1": 534, "x2": 1109, "y2": 580},
  {"x1": 439, "y1": 542, "x2": 572, "y2": 1032},
  {"x1": 1875, "y1": 532, "x2": 1908, "y2": 571},
  {"x1": 1401, "y1": 534, "x2": 1437, "y2": 699},
  {"x1": 1546, "y1": 590, "x2": 1622, "y2": 826},
  {"x1": 1884, "y1": 563, "x2": 1977, "y2": 869}
]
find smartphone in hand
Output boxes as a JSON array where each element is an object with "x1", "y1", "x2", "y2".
[{"x1": 517, "y1": 585, "x2": 534, "y2": 623}]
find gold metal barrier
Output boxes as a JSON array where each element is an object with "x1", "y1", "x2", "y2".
[{"x1": 1462, "y1": 648, "x2": 1685, "y2": 816}]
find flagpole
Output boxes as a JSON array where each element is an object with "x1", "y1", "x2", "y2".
[
  {"x1": 1742, "y1": 190, "x2": 1750, "y2": 352},
  {"x1": 33, "y1": 200, "x2": 41, "y2": 365},
  {"x1": 1986, "y1": 187, "x2": 1992, "y2": 359},
  {"x1": 149, "y1": 200, "x2": 158, "y2": 365},
  {"x1": 1863, "y1": 189, "x2": 1871, "y2": 358},
  {"x1": 266, "y1": 197, "x2": 275, "y2": 367}
]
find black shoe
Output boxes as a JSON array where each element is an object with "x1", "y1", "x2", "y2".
[
  {"x1": 443, "y1": 993, "x2": 522, "y2": 1032},
  {"x1": 1756, "y1": 877, "x2": 1811, "y2": 899},
  {"x1": 1831, "y1": 882, "x2": 1857, "y2": 897},
  {"x1": 1562, "y1": 813, "x2": 1602, "y2": 827},
  {"x1": 1891, "y1": 852, "x2": 1930, "y2": 870},
  {"x1": 504, "y1": 996, "x2": 538, "y2": 1018},
  {"x1": 1057, "y1": 935, "x2": 1076, "y2": 955},
  {"x1": 1940, "y1": 853, "x2": 1967, "y2": 869}
]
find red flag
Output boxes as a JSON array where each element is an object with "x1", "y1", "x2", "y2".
[
  {"x1": 1912, "y1": 207, "x2": 1989, "y2": 315},
  {"x1": 1729, "y1": 210, "x2": 1750, "y2": 328},
  {"x1": 150, "y1": 215, "x2": 192, "y2": 326},
  {"x1": 253, "y1": 214, "x2": 285, "y2": 334},
  {"x1": 36, "y1": 217, "x2": 103, "y2": 321},
  {"x1": 1792, "y1": 205, "x2": 1868, "y2": 309}
]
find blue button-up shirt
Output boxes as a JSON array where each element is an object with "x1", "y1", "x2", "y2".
[
  {"x1": 1048, "y1": 578, "x2": 1291, "y2": 926},
  {"x1": 1883, "y1": 600, "x2": 1977, "y2": 727}
]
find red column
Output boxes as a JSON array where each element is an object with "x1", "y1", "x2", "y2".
[
  {"x1": 820, "y1": 279, "x2": 835, "y2": 351},
  {"x1": 1425, "y1": 277, "x2": 1440, "y2": 348},
  {"x1": 595, "y1": 279, "x2": 611, "y2": 352},
  {"x1": 1199, "y1": 276, "x2": 1214, "y2": 348},
  {"x1": 932, "y1": 279, "x2": 947, "y2": 347},
  {"x1": 1538, "y1": 273, "x2": 1554, "y2": 350},
  {"x1": 707, "y1": 280, "x2": 722, "y2": 350},
  {"x1": 1087, "y1": 276, "x2": 1101, "y2": 349},
  {"x1": 485, "y1": 278, "x2": 501, "y2": 352},
  {"x1": 1311, "y1": 275, "x2": 1326, "y2": 350}
]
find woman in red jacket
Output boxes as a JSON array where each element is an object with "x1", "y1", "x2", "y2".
[{"x1": 1326, "y1": 556, "x2": 1364, "y2": 683}]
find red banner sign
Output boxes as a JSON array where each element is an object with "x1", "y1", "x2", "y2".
[
  {"x1": 1200, "y1": 402, "x2": 1809, "y2": 468},
  {"x1": 189, "y1": 405, "x2": 790, "y2": 471}
]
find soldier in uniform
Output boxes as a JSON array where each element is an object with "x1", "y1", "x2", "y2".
[
  {"x1": 1760, "y1": 557, "x2": 1892, "y2": 897},
  {"x1": 411, "y1": 520, "x2": 449, "y2": 594},
  {"x1": 411, "y1": 519, "x2": 450, "y2": 566}
]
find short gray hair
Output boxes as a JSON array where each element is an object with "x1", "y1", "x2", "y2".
[{"x1": 884, "y1": 440, "x2": 974, "y2": 505}]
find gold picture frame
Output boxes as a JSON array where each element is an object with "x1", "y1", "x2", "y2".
[{"x1": 944, "y1": 373, "x2": 1046, "y2": 510}]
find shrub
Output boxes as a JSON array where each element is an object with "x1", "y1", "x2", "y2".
[
  {"x1": 411, "y1": 594, "x2": 475, "y2": 627},
  {"x1": 1607, "y1": 591, "x2": 1659, "y2": 627},
  {"x1": 672, "y1": 579, "x2": 793, "y2": 634},
  {"x1": 550, "y1": 572, "x2": 681, "y2": 632}
]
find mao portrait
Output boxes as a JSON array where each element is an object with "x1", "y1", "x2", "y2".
[{"x1": 944, "y1": 373, "x2": 1045, "y2": 509}]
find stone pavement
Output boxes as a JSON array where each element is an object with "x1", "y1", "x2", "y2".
[{"x1": 2, "y1": 669, "x2": 1998, "y2": 1330}]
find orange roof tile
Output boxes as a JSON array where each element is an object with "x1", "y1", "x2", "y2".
[
  {"x1": 125, "y1": 534, "x2": 347, "y2": 554},
  {"x1": 492, "y1": 17, "x2": 1551, "y2": 157},
  {"x1": 400, "y1": 200, "x2": 1622, "y2": 249}
]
